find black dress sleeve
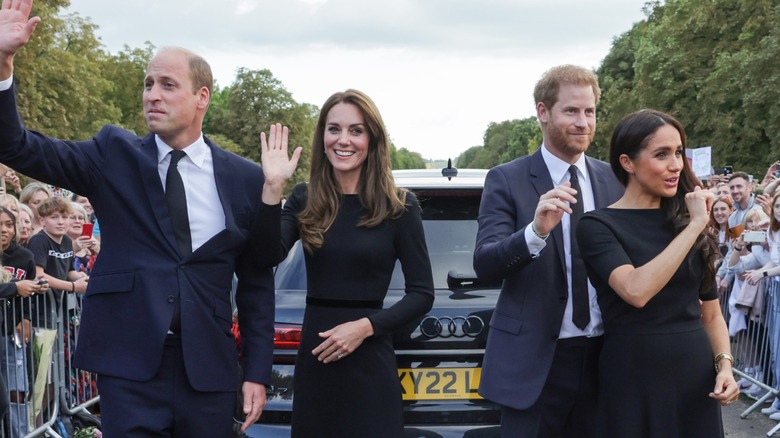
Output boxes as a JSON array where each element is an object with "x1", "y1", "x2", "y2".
[
  {"x1": 367, "y1": 192, "x2": 434, "y2": 336},
  {"x1": 280, "y1": 183, "x2": 306, "y2": 254},
  {"x1": 577, "y1": 212, "x2": 633, "y2": 284}
]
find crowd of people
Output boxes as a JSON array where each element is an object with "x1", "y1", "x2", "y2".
[
  {"x1": 704, "y1": 165, "x2": 780, "y2": 423},
  {"x1": 0, "y1": 172, "x2": 99, "y2": 436}
]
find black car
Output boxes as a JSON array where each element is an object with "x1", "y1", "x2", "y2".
[{"x1": 244, "y1": 168, "x2": 501, "y2": 437}]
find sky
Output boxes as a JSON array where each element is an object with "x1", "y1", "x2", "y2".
[{"x1": 64, "y1": 0, "x2": 652, "y2": 161}]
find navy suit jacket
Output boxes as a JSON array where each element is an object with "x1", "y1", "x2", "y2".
[
  {"x1": 473, "y1": 149, "x2": 623, "y2": 410},
  {"x1": 0, "y1": 84, "x2": 277, "y2": 392}
]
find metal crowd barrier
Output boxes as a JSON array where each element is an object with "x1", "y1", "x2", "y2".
[
  {"x1": 0, "y1": 289, "x2": 100, "y2": 438},
  {"x1": 721, "y1": 276, "x2": 780, "y2": 436}
]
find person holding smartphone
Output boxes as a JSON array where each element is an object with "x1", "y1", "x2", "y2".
[
  {"x1": 67, "y1": 202, "x2": 99, "y2": 275},
  {"x1": 726, "y1": 208, "x2": 772, "y2": 399}
]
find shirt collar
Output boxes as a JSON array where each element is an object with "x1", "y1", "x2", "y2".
[
  {"x1": 155, "y1": 134, "x2": 208, "y2": 168},
  {"x1": 540, "y1": 144, "x2": 590, "y2": 186}
]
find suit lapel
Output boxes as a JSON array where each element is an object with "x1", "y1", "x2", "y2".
[
  {"x1": 138, "y1": 134, "x2": 181, "y2": 257},
  {"x1": 208, "y1": 139, "x2": 237, "y2": 232},
  {"x1": 585, "y1": 157, "x2": 611, "y2": 209},
  {"x1": 528, "y1": 150, "x2": 567, "y2": 276}
]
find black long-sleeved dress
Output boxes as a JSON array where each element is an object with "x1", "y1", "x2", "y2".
[
  {"x1": 282, "y1": 184, "x2": 434, "y2": 438},
  {"x1": 578, "y1": 208, "x2": 723, "y2": 438}
]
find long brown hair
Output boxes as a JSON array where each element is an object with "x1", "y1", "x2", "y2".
[
  {"x1": 771, "y1": 192, "x2": 780, "y2": 233},
  {"x1": 709, "y1": 196, "x2": 732, "y2": 232},
  {"x1": 298, "y1": 89, "x2": 407, "y2": 254},
  {"x1": 610, "y1": 109, "x2": 719, "y2": 295}
]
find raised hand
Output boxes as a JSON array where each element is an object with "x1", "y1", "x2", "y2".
[
  {"x1": 260, "y1": 123, "x2": 302, "y2": 205},
  {"x1": 532, "y1": 182, "x2": 578, "y2": 237},
  {"x1": 684, "y1": 186, "x2": 714, "y2": 231},
  {"x1": 0, "y1": 0, "x2": 40, "y2": 73}
]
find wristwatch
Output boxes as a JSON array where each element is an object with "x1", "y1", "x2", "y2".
[{"x1": 764, "y1": 271, "x2": 769, "y2": 277}]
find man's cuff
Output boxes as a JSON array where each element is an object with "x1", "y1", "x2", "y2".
[
  {"x1": 524, "y1": 224, "x2": 546, "y2": 256},
  {"x1": 0, "y1": 75, "x2": 12, "y2": 92}
]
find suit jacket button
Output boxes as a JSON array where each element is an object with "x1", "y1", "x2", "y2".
[
  {"x1": 552, "y1": 335, "x2": 558, "y2": 341},
  {"x1": 559, "y1": 296, "x2": 567, "y2": 303},
  {"x1": 167, "y1": 295, "x2": 175, "y2": 303}
]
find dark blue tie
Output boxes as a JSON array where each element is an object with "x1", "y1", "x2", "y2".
[
  {"x1": 166, "y1": 150, "x2": 190, "y2": 333},
  {"x1": 569, "y1": 165, "x2": 590, "y2": 329}
]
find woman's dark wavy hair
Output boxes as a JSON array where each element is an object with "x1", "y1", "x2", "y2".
[
  {"x1": 297, "y1": 89, "x2": 407, "y2": 254},
  {"x1": 609, "y1": 109, "x2": 719, "y2": 295}
]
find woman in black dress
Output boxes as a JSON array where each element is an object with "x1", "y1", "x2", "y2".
[
  {"x1": 577, "y1": 109, "x2": 739, "y2": 437},
  {"x1": 260, "y1": 89, "x2": 434, "y2": 437}
]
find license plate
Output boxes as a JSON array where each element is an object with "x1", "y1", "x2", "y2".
[{"x1": 398, "y1": 367, "x2": 482, "y2": 400}]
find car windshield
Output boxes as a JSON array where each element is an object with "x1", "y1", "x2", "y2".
[{"x1": 275, "y1": 188, "x2": 483, "y2": 290}]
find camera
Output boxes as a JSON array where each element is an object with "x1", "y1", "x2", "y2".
[{"x1": 743, "y1": 230, "x2": 766, "y2": 243}]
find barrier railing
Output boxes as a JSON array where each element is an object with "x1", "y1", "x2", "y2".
[
  {"x1": 0, "y1": 289, "x2": 100, "y2": 438},
  {"x1": 721, "y1": 275, "x2": 780, "y2": 436}
]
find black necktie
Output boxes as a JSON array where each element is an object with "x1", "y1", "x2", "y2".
[
  {"x1": 166, "y1": 150, "x2": 190, "y2": 333},
  {"x1": 569, "y1": 165, "x2": 590, "y2": 329},
  {"x1": 166, "y1": 150, "x2": 192, "y2": 257}
]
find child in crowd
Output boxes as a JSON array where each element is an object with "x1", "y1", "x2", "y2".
[
  {"x1": 25, "y1": 197, "x2": 88, "y2": 425},
  {"x1": 27, "y1": 197, "x2": 88, "y2": 299}
]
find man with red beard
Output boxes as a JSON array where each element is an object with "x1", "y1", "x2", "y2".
[{"x1": 474, "y1": 65, "x2": 624, "y2": 437}]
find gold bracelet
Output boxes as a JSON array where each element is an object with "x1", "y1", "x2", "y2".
[
  {"x1": 714, "y1": 352, "x2": 734, "y2": 373},
  {"x1": 531, "y1": 223, "x2": 549, "y2": 241}
]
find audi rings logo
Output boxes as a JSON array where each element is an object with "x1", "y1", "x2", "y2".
[{"x1": 419, "y1": 315, "x2": 485, "y2": 338}]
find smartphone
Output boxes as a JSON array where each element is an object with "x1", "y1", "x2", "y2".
[
  {"x1": 81, "y1": 223, "x2": 94, "y2": 237},
  {"x1": 743, "y1": 230, "x2": 766, "y2": 243},
  {"x1": 724, "y1": 165, "x2": 733, "y2": 175}
]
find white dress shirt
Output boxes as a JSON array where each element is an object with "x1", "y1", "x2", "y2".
[
  {"x1": 524, "y1": 144, "x2": 603, "y2": 339},
  {"x1": 156, "y1": 136, "x2": 225, "y2": 253}
]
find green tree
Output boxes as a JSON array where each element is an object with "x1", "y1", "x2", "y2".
[
  {"x1": 455, "y1": 117, "x2": 541, "y2": 168},
  {"x1": 101, "y1": 43, "x2": 155, "y2": 135},
  {"x1": 455, "y1": 146, "x2": 481, "y2": 168},
  {"x1": 596, "y1": 0, "x2": 780, "y2": 177},
  {"x1": 391, "y1": 145, "x2": 426, "y2": 169},
  {"x1": 204, "y1": 68, "x2": 317, "y2": 188},
  {"x1": 15, "y1": 5, "x2": 119, "y2": 140}
]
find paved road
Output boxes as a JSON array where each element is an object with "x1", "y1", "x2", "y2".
[{"x1": 725, "y1": 395, "x2": 779, "y2": 437}]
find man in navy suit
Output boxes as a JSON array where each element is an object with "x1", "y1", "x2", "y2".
[
  {"x1": 474, "y1": 65, "x2": 623, "y2": 437},
  {"x1": 0, "y1": 1, "x2": 295, "y2": 435}
]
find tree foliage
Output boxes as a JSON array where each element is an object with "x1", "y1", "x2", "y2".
[
  {"x1": 203, "y1": 68, "x2": 317, "y2": 188},
  {"x1": 100, "y1": 43, "x2": 155, "y2": 135},
  {"x1": 391, "y1": 144, "x2": 426, "y2": 169},
  {"x1": 15, "y1": 3, "x2": 119, "y2": 140},
  {"x1": 456, "y1": 117, "x2": 541, "y2": 168},
  {"x1": 597, "y1": 0, "x2": 780, "y2": 177}
]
